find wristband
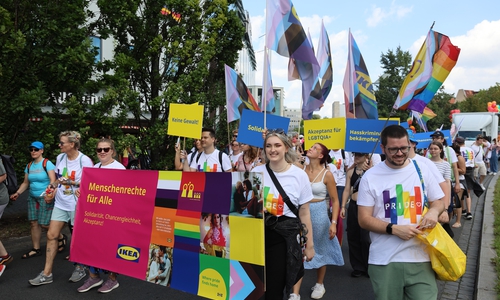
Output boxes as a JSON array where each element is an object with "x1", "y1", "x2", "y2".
[{"x1": 332, "y1": 220, "x2": 337, "y2": 224}]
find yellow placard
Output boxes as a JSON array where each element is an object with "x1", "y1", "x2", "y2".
[
  {"x1": 168, "y1": 103, "x2": 204, "y2": 139},
  {"x1": 304, "y1": 118, "x2": 346, "y2": 150}
]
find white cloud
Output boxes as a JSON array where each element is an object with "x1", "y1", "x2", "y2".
[
  {"x1": 407, "y1": 19, "x2": 500, "y2": 96},
  {"x1": 366, "y1": 3, "x2": 413, "y2": 27}
]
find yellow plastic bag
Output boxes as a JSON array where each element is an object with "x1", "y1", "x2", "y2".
[{"x1": 416, "y1": 223, "x2": 466, "y2": 281}]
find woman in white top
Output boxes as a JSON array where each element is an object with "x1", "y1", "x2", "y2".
[
  {"x1": 76, "y1": 138, "x2": 125, "y2": 294},
  {"x1": 252, "y1": 129, "x2": 314, "y2": 300},
  {"x1": 293, "y1": 143, "x2": 343, "y2": 300}
]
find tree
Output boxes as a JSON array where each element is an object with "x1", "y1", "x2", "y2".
[
  {"x1": 458, "y1": 83, "x2": 500, "y2": 112},
  {"x1": 425, "y1": 87, "x2": 456, "y2": 131},
  {"x1": 374, "y1": 46, "x2": 412, "y2": 121},
  {"x1": 0, "y1": 1, "x2": 109, "y2": 170},
  {"x1": 89, "y1": 0, "x2": 246, "y2": 169}
]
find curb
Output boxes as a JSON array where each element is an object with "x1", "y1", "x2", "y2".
[{"x1": 477, "y1": 174, "x2": 498, "y2": 299}]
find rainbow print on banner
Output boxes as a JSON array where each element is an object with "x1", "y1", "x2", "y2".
[
  {"x1": 393, "y1": 30, "x2": 461, "y2": 113},
  {"x1": 383, "y1": 184, "x2": 424, "y2": 225}
]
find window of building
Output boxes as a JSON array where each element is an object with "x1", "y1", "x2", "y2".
[{"x1": 90, "y1": 36, "x2": 102, "y2": 63}]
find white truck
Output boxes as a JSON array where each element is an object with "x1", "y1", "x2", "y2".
[{"x1": 452, "y1": 112, "x2": 499, "y2": 147}]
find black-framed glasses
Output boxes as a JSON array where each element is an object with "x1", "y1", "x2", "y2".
[
  {"x1": 231, "y1": 143, "x2": 240, "y2": 147},
  {"x1": 58, "y1": 142, "x2": 68, "y2": 146},
  {"x1": 96, "y1": 147, "x2": 111, "y2": 153},
  {"x1": 29, "y1": 147, "x2": 40, "y2": 152},
  {"x1": 267, "y1": 128, "x2": 285, "y2": 136},
  {"x1": 233, "y1": 135, "x2": 238, "y2": 138},
  {"x1": 384, "y1": 146, "x2": 411, "y2": 155}
]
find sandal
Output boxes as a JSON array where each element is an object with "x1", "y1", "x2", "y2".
[
  {"x1": 452, "y1": 223, "x2": 462, "y2": 228},
  {"x1": 58, "y1": 234, "x2": 68, "y2": 253},
  {"x1": 22, "y1": 248, "x2": 41, "y2": 259}
]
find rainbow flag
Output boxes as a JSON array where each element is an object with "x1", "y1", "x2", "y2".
[
  {"x1": 342, "y1": 29, "x2": 378, "y2": 119},
  {"x1": 225, "y1": 64, "x2": 260, "y2": 123},
  {"x1": 393, "y1": 30, "x2": 460, "y2": 113}
]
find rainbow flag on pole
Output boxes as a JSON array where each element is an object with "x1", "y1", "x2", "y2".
[{"x1": 393, "y1": 30, "x2": 460, "y2": 113}]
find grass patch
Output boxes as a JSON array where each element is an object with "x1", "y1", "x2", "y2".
[
  {"x1": 493, "y1": 180, "x2": 500, "y2": 295},
  {"x1": 0, "y1": 214, "x2": 31, "y2": 240}
]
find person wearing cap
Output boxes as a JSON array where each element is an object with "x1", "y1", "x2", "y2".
[
  {"x1": 10, "y1": 141, "x2": 56, "y2": 259},
  {"x1": 471, "y1": 135, "x2": 488, "y2": 190}
]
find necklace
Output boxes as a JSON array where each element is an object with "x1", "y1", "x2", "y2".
[{"x1": 270, "y1": 163, "x2": 290, "y2": 173}]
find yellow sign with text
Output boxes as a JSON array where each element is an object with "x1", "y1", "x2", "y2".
[
  {"x1": 304, "y1": 118, "x2": 346, "y2": 150},
  {"x1": 168, "y1": 103, "x2": 204, "y2": 139},
  {"x1": 378, "y1": 117, "x2": 400, "y2": 124}
]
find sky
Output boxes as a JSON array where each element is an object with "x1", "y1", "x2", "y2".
[{"x1": 242, "y1": 0, "x2": 500, "y2": 118}]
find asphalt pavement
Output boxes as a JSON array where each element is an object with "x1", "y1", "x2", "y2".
[{"x1": 0, "y1": 175, "x2": 497, "y2": 300}]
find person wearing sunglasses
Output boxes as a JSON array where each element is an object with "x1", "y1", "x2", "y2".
[
  {"x1": 76, "y1": 137, "x2": 125, "y2": 294},
  {"x1": 252, "y1": 129, "x2": 315, "y2": 300},
  {"x1": 10, "y1": 141, "x2": 56, "y2": 259},
  {"x1": 357, "y1": 125, "x2": 445, "y2": 300},
  {"x1": 30, "y1": 131, "x2": 94, "y2": 287}
]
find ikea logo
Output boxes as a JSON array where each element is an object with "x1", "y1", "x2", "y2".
[{"x1": 116, "y1": 244, "x2": 140, "y2": 263}]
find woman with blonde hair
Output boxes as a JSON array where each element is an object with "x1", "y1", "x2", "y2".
[
  {"x1": 252, "y1": 129, "x2": 314, "y2": 299},
  {"x1": 29, "y1": 131, "x2": 93, "y2": 286}
]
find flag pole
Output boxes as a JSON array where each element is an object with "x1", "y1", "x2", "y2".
[{"x1": 263, "y1": 47, "x2": 269, "y2": 130}]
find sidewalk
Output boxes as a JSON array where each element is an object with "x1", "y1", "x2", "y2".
[{"x1": 437, "y1": 174, "x2": 497, "y2": 300}]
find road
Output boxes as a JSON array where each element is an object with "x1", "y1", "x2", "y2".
[{"x1": 1, "y1": 175, "x2": 489, "y2": 300}]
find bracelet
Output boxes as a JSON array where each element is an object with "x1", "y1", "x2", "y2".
[{"x1": 332, "y1": 220, "x2": 337, "y2": 224}]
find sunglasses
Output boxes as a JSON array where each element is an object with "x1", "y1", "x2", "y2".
[
  {"x1": 233, "y1": 135, "x2": 238, "y2": 138},
  {"x1": 96, "y1": 147, "x2": 111, "y2": 153},
  {"x1": 266, "y1": 128, "x2": 285, "y2": 136},
  {"x1": 29, "y1": 147, "x2": 40, "y2": 152}
]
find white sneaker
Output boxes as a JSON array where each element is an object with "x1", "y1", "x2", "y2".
[
  {"x1": 288, "y1": 293, "x2": 301, "y2": 300},
  {"x1": 311, "y1": 283, "x2": 326, "y2": 299},
  {"x1": 480, "y1": 184, "x2": 486, "y2": 190},
  {"x1": 494, "y1": 173, "x2": 497, "y2": 175}
]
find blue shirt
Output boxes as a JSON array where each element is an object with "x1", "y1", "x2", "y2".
[{"x1": 25, "y1": 159, "x2": 55, "y2": 197}]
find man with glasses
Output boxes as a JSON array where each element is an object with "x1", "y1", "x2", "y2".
[
  {"x1": 185, "y1": 128, "x2": 232, "y2": 172},
  {"x1": 358, "y1": 125, "x2": 445, "y2": 300}
]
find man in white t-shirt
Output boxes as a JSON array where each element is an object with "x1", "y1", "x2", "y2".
[
  {"x1": 470, "y1": 135, "x2": 488, "y2": 189},
  {"x1": 185, "y1": 128, "x2": 232, "y2": 172},
  {"x1": 358, "y1": 125, "x2": 445, "y2": 299}
]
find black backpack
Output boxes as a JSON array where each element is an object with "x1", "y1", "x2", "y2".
[{"x1": 1, "y1": 154, "x2": 18, "y2": 195}]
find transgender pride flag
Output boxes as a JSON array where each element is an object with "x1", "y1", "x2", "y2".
[{"x1": 393, "y1": 30, "x2": 460, "y2": 113}]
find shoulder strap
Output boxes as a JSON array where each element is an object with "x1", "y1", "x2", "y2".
[
  {"x1": 189, "y1": 151, "x2": 196, "y2": 166},
  {"x1": 195, "y1": 151, "x2": 203, "y2": 163},
  {"x1": 219, "y1": 151, "x2": 225, "y2": 173},
  {"x1": 265, "y1": 163, "x2": 299, "y2": 217},
  {"x1": 27, "y1": 158, "x2": 49, "y2": 174},
  {"x1": 412, "y1": 160, "x2": 429, "y2": 209},
  {"x1": 341, "y1": 149, "x2": 345, "y2": 160}
]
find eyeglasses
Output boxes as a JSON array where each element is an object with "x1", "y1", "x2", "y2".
[
  {"x1": 29, "y1": 147, "x2": 40, "y2": 152},
  {"x1": 384, "y1": 146, "x2": 411, "y2": 155},
  {"x1": 59, "y1": 142, "x2": 68, "y2": 146},
  {"x1": 266, "y1": 128, "x2": 285, "y2": 136},
  {"x1": 96, "y1": 147, "x2": 111, "y2": 153},
  {"x1": 231, "y1": 143, "x2": 239, "y2": 147},
  {"x1": 233, "y1": 135, "x2": 238, "y2": 138}
]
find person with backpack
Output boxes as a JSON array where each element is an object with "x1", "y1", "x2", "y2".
[
  {"x1": 184, "y1": 128, "x2": 232, "y2": 172},
  {"x1": 0, "y1": 158, "x2": 14, "y2": 267},
  {"x1": 29, "y1": 131, "x2": 94, "y2": 286},
  {"x1": 10, "y1": 141, "x2": 56, "y2": 259}
]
